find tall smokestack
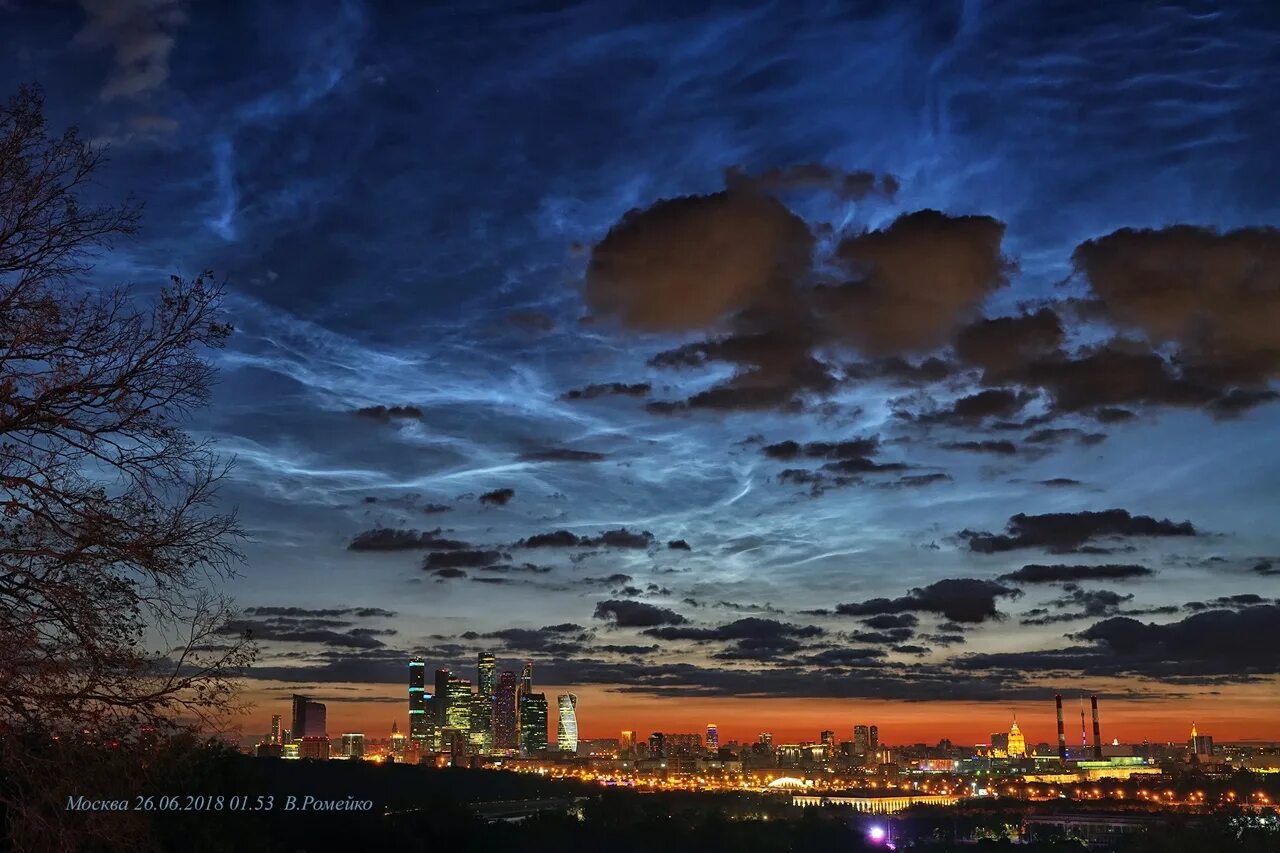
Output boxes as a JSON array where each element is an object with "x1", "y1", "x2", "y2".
[
  {"x1": 1055, "y1": 694, "x2": 1066, "y2": 762},
  {"x1": 1091, "y1": 695, "x2": 1102, "y2": 760}
]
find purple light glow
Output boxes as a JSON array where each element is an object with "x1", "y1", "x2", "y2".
[{"x1": 868, "y1": 825, "x2": 887, "y2": 843}]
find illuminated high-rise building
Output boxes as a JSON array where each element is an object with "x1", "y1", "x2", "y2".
[
  {"x1": 341, "y1": 733, "x2": 365, "y2": 759},
  {"x1": 706, "y1": 724, "x2": 719, "y2": 752},
  {"x1": 758, "y1": 732, "x2": 773, "y2": 748},
  {"x1": 621, "y1": 730, "x2": 637, "y2": 755},
  {"x1": 409, "y1": 659, "x2": 435, "y2": 748},
  {"x1": 270, "y1": 714, "x2": 282, "y2": 745},
  {"x1": 445, "y1": 677, "x2": 472, "y2": 732},
  {"x1": 470, "y1": 693, "x2": 494, "y2": 751},
  {"x1": 515, "y1": 661, "x2": 533, "y2": 735},
  {"x1": 494, "y1": 670, "x2": 518, "y2": 749},
  {"x1": 648, "y1": 732, "x2": 665, "y2": 758},
  {"x1": 853, "y1": 725, "x2": 870, "y2": 755},
  {"x1": 478, "y1": 653, "x2": 497, "y2": 699},
  {"x1": 556, "y1": 694, "x2": 578, "y2": 752},
  {"x1": 390, "y1": 720, "x2": 407, "y2": 762},
  {"x1": 1007, "y1": 716, "x2": 1026, "y2": 758},
  {"x1": 820, "y1": 729, "x2": 835, "y2": 755},
  {"x1": 434, "y1": 668, "x2": 451, "y2": 725},
  {"x1": 869, "y1": 725, "x2": 879, "y2": 754},
  {"x1": 518, "y1": 692, "x2": 548, "y2": 754},
  {"x1": 292, "y1": 694, "x2": 327, "y2": 739}
]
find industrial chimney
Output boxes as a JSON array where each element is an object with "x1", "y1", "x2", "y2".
[
  {"x1": 1055, "y1": 694, "x2": 1066, "y2": 762},
  {"x1": 1090, "y1": 695, "x2": 1102, "y2": 760}
]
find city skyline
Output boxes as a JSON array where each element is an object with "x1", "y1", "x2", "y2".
[{"x1": 5, "y1": 1, "x2": 1278, "y2": 747}]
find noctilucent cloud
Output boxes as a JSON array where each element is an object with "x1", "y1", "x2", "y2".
[{"x1": 7, "y1": 0, "x2": 1280, "y2": 741}]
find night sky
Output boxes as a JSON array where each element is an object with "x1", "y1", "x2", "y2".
[{"x1": 7, "y1": 0, "x2": 1280, "y2": 745}]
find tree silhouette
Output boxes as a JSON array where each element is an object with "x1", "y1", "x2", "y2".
[{"x1": 0, "y1": 86, "x2": 254, "y2": 851}]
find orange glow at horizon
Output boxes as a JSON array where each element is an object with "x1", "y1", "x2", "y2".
[{"x1": 241, "y1": 680, "x2": 1280, "y2": 745}]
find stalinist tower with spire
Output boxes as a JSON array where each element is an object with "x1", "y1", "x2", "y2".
[{"x1": 1007, "y1": 715, "x2": 1027, "y2": 758}]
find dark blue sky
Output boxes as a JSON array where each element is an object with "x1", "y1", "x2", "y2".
[{"x1": 7, "y1": 0, "x2": 1280, "y2": 739}]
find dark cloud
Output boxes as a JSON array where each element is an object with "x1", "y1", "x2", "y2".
[
  {"x1": 562, "y1": 382, "x2": 651, "y2": 400},
  {"x1": 844, "y1": 356, "x2": 955, "y2": 385},
  {"x1": 1252, "y1": 561, "x2": 1279, "y2": 576},
  {"x1": 423, "y1": 549, "x2": 503, "y2": 569},
  {"x1": 892, "y1": 473, "x2": 952, "y2": 488},
  {"x1": 518, "y1": 447, "x2": 608, "y2": 463},
  {"x1": 848, "y1": 628, "x2": 916, "y2": 644},
  {"x1": 75, "y1": 0, "x2": 187, "y2": 99},
  {"x1": 804, "y1": 648, "x2": 888, "y2": 665},
  {"x1": 1094, "y1": 407, "x2": 1138, "y2": 423},
  {"x1": 1073, "y1": 225, "x2": 1280, "y2": 390},
  {"x1": 644, "y1": 617, "x2": 824, "y2": 643},
  {"x1": 348, "y1": 528, "x2": 470, "y2": 552},
  {"x1": 822, "y1": 210, "x2": 1010, "y2": 356},
  {"x1": 581, "y1": 574, "x2": 632, "y2": 587},
  {"x1": 353, "y1": 404, "x2": 423, "y2": 422},
  {"x1": 892, "y1": 644, "x2": 932, "y2": 656},
  {"x1": 586, "y1": 190, "x2": 813, "y2": 332},
  {"x1": 762, "y1": 437, "x2": 880, "y2": 461},
  {"x1": 1024, "y1": 427, "x2": 1107, "y2": 447},
  {"x1": 1000, "y1": 563, "x2": 1155, "y2": 583},
  {"x1": 940, "y1": 439, "x2": 1019, "y2": 456},
  {"x1": 912, "y1": 389, "x2": 1034, "y2": 425},
  {"x1": 593, "y1": 599, "x2": 688, "y2": 628},
  {"x1": 859, "y1": 613, "x2": 919, "y2": 630},
  {"x1": 478, "y1": 488, "x2": 515, "y2": 506},
  {"x1": 954, "y1": 309, "x2": 1065, "y2": 381},
  {"x1": 1019, "y1": 586, "x2": 1136, "y2": 625},
  {"x1": 217, "y1": 618, "x2": 396, "y2": 649},
  {"x1": 962, "y1": 509, "x2": 1197, "y2": 554},
  {"x1": 1036, "y1": 477, "x2": 1083, "y2": 488},
  {"x1": 667, "y1": 539, "x2": 691, "y2": 551},
  {"x1": 516, "y1": 528, "x2": 654, "y2": 549},
  {"x1": 430, "y1": 567, "x2": 467, "y2": 579},
  {"x1": 723, "y1": 164, "x2": 898, "y2": 202},
  {"x1": 836, "y1": 578, "x2": 1022, "y2": 624},
  {"x1": 243, "y1": 606, "x2": 396, "y2": 619},
  {"x1": 1185, "y1": 594, "x2": 1271, "y2": 612}
]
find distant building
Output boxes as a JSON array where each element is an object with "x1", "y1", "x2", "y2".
[
  {"x1": 1008, "y1": 717, "x2": 1027, "y2": 758},
  {"x1": 990, "y1": 732, "x2": 1011, "y2": 756},
  {"x1": 706, "y1": 724, "x2": 719, "y2": 752},
  {"x1": 556, "y1": 694, "x2": 579, "y2": 752},
  {"x1": 255, "y1": 742, "x2": 283, "y2": 759},
  {"x1": 478, "y1": 653, "x2": 497, "y2": 699},
  {"x1": 621, "y1": 730, "x2": 637, "y2": 755},
  {"x1": 292, "y1": 695, "x2": 327, "y2": 739},
  {"x1": 409, "y1": 659, "x2": 434, "y2": 748},
  {"x1": 820, "y1": 730, "x2": 835, "y2": 755},
  {"x1": 270, "y1": 714, "x2": 282, "y2": 745},
  {"x1": 441, "y1": 677, "x2": 470, "y2": 734},
  {"x1": 854, "y1": 725, "x2": 870, "y2": 755},
  {"x1": 870, "y1": 725, "x2": 879, "y2": 754},
  {"x1": 518, "y1": 692, "x2": 548, "y2": 754},
  {"x1": 298, "y1": 736, "x2": 329, "y2": 760},
  {"x1": 758, "y1": 732, "x2": 773, "y2": 748},
  {"x1": 1190, "y1": 723, "x2": 1214, "y2": 757},
  {"x1": 434, "y1": 668, "x2": 451, "y2": 725},
  {"x1": 341, "y1": 733, "x2": 365, "y2": 759},
  {"x1": 494, "y1": 671, "x2": 519, "y2": 749},
  {"x1": 649, "y1": 732, "x2": 665, "y2": 758}
]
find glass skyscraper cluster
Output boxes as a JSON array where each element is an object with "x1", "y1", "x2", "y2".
[{"x1": 406, "y1": 654, "x2": 556, "y2": 759}]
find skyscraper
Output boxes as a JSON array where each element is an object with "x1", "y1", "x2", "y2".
[
  {"x1": 494, "y1": 670, "x2": 518, "y2": 749},
  {"x1": 1007, "y1": 717, "x2": 1026, "y2": 758},
  {"x1": 445, "y1": 677, "x2": 473, "y2": 732},
  {"x1": 518, "y1": 692, "x2": 548, "y2": 754},
  {"x1": 434, "y1": 668, "x2": 450, "y2": 726},
  {"x1": 409, "y1": 659, "x2": 434, "y2": 747},
  {"x1": 341, "y1": 733, "x2": 365, "y2": 759},
  {"x1": 270, "y1": 714, "x2": 281, "y2": 745},
  {"x1": 621, "y1": 730, "x2": 636, "y2": 755},
  {"x1": 478, "y1": 653, "x2": 497, "y2": 699},
  {"x1": 853, "y1": 725, "x2": 870, "y2": 755},
  {"x1": 292, "y1": 694, "x2": 327, "y2": 739},
  {"x1": 869, "y1": 725, "x2": 879, "y2": 754},
  {"x1": 516, "y1": 661, "x2": 533, "y2": 737},
  {"x1": 556, "y1": 694, "x2": 578, "y2": 752},
  {"x1": 706, "y1": 723, "x2": 719, "y2": 752}
]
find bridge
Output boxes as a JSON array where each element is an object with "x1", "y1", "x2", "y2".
[{"x1": 793, "y1": 793, "x2": 960, "y2": 814}]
